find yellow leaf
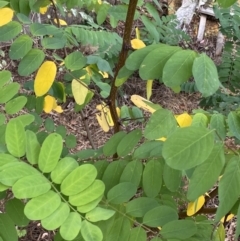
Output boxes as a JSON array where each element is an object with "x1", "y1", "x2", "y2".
[
  {"x1": 146, "y1": 80, "x2": 153, "y2": 100},
  {"x1": 176, "y1": 113, "x2": 192, "y2": 127},
  {"x1": 131, "y1": 39, "x2": 146, "y2": 49},
  {"x1": 221, "y1": 213, "x2": 234, "y2": 223},
  {"x1": 53, "y1": 105, "x2": 63, "y2": 113},
  {"x1": 54, "y1": 18, "x2": 67, "y2": 26},
  {"x1": 71, "y1": 79, "x2": 88, "y2": 105},
  {"x1": 135, "y1": 27, "x2": 140, "y2": 40},
  {"x1": 34, "y1": 61, "x2": 57, "y2": 97},
  {"x1": 116, "y1": 107, "x2": 120, "y2": 118},
  {"x1": 0, "y1": 8, "x2": 14, "y2": 27},
  {"x1": 106, "y1": 110, "x2": 114, "y2": 127},
  {"x1": 39, "y1": 6, "x2": 48, "y2": 14},
  {"x1": 85, "y1": 66, "x2": 93, "y2": 76},
  {"x1": 96, "y1": 111, "x2": 109, "y2": 132},
  {"x1": 43, "y1": 95, "x2": 55, "y2": 113},
  {"x1": 131, "y1": 95, "x2": 156, "y2": 113},
  {"x1": 187, "y1": 196, "x2": 205, "y2": 216},
  {"x1": 99, "y1": 71, "x2": 109, "y2": 78},
  {"x1": 98, "y1": 0, "x2": 102, "y2": 4}
]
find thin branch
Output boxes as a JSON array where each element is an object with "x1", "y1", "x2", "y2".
[{"x1": 108, "y1": 0, "x2": 139, "y2": 133}]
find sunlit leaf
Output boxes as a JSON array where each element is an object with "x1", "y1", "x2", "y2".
[
  {"x1": 72, "y1": 79, "x2": 88, "y2": 105},
  {"x1": 131, "y1": 39, "x2": 146, "y2": 49},
  {"x1": 34, "y1": 61, "x2": 57, "y2": 97},
  {"x1": 146, "y1": 80, "x2": 153, "y2": 100},
  {"x1": 176, "y1": 113, "x2": 192, "y2": 127},
  {"x1": 0, "y1": 8, "x2": 14, "y2": 27},
  {"x1": 54, "y1": 18, "x2": 67, "y2": 26}
]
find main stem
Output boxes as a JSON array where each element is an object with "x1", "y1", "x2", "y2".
[{"x1": 108, "y1": 0, "x2": 139, "y2": 133}]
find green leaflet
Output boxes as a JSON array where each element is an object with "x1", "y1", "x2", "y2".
[
  {"x1": 51, "y1": 157, "x2": 78, "y2": 184},
  {"x1": 24, "y1": 190, "x2": 61, "y2": 220},
  {"x1": 192, "y1": 53, "x2": 220, "y2": 97},
  {"x1": 0, "y1": 213, "x2": 18, "y2": 241},
  {"x1": 41, "y1": 37, "x2": 66, "y2": 49},
  {"x1": 12, "y1": 174, "x2": 51, "y2": 199},
  {"x1": 143, "y1": 206, "x2": 178, "y2": 227},
  {"x1": 120, "y1": 160, "x2": 143, "y2": 187},
  {"x1": 215, "y1": 156, "x2": 240, "y2": 221},
  {"x1": 163, "y1": 50, "x2": 197, "y2": 89},
  {"x1": 217, "y1": 0, "x2": 237, "y2": 8},
  {"x1": 94, "y1": 160, "x2": 109, "y2": 180},
  {"x1": 0, "y1": 82, "x2": 20, "y2": 104},
  {"x1": 107, "y1": 182, "x2": 137, "y2": 204},
  {"x1": 61, "y1": 164, "x2": 97, "y2": 196},
  {"x1": 69, "y1": 180, "x2": 105, "y2": 206},
  {"x1": 139, "y1": 45, "x2": 181, "y2": 80},
  {"x1": 81, "y1": 220, "x2": 103, "y2": 241},
  {"x1": 117, "y1": 129, "x2": 142, "y2": 157},
  {"x1": 191, "y1": 113, "x2": 209, "y2": 127},
  {"x1": 9, "y1": 34, "x2": 33, "y2": 60},
  {"x1": 5, "y1": 96, "x2": 27, "y2": 114},
  {"x1": 210, "y1": 113, "x2": 226, "y2": 141},
  {"x1": 38, "y1": 133, "x2": 63, "y2": 173},
  {"x1": 161, "y1": 220, "x2": 197, "y2": 239},
  {"x1": 25, "y1": 130, "x2": 40, "y2": 165},
  {"x1": 128, "y1": 227, "x2": 146, "y2": 241},
  {"x1": 228, "y1": 111, "x2": 240, "y2": 140},
  {"x1": 60, "y1": 212, "x2": 82, "y2": 241},
  {"x1": 133, "y1": 141, "x2": 162, "y2": 159},
  {"x1": 86, "y1": 207, "x2": 115, "y2": 222},
  {"x1": 0, "y1": 153, "x2": 19, "y2": 167},
  {"x1": 65, "y1": 52, "x2": 87, "y2": 71},
  {"x1": 41, "y1": 202, "x2": 70, "y2": 230},
  {"x1": 126, "y1": 197, "x2": 159, "y2": 217},
  {"x1": 162, "y1": 126, "x2": 214, "y2": 170},
  {"x1": 0, "y1": 21, "x2": 22, "y2": 41},
  {"x1": 235, "y1": 204, "x2": 240, "y2": 239},
  {"x1": 77, "y1": 195, "x2": 103, "y2": 214},
  {"x1": 0, "y1": 162, "x2": 38, "y2": 186},
  {"x1": 144, "y1": 109, "x2": 177, "y2": 140},
  {"x1": 143, "y1": 159, "x2": 163, "y2": 198},
  {"x1": 0, "y1": 70, "x2": 11, "y2": 87},
  {"x1": 5, "y1": 198, "x2": 29, "y2": 227},
  {"x1": 187, "y1": 144, "x2": 225, "y2": 201}
]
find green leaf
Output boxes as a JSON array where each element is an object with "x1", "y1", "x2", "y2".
[
  {"x1": 24, "y1": 190, "x2": 61, "y2": 220},
  {"x1": 61, "y1": 164, "x2": 97, "y2": 196},
  {"x1": 133, "y1": 141, "x2": 162, "y2": 159},
  {"x1": 128, "y1": 227, "x2": 146, "y2": 241},
  {"x1": 125, "y1": 44, "x2": 161, "y2": 71},
  {"x1": 81, "y1": 220, "x2": 103, "y2": 241},
  {"x1": 191, "y1": 113, "x2": 208, "y2": 127},
  {"x1": 0, "y1": 21, "x2": 22, "y2": 41},
  {"x1": 161, "y1": 220, "x2": 197, "y2": 239},
  {"x1": 0, "y1": 213, "x2": 18, "y2": 241},
  {"x1": 210, "y1": 113, "x2": 226, "y2": 141},
  {"x1": 143, "y1": 159, "x2": 163, "y2": 197},
  {"x1": 5, "y1": 198, "x2": 29, "y2": 227},
  {"x1": 103, "y1": 131, "x2": 127, "y2": 156},
  {"x1": 215, "y1": 156, "x2": 240, "y2": 221},
  {"x1": 120, "y1": 160, "x2": 143, "y2": 187},
  {"x1": 94, "y1": 160, "x2": 109, "y2": 180},
  {"x1": 60, "y1": 212, "x2": 82, "y2": 241},
  {"x1": 235, "y1": 204, "x2": 240, "y2": 240},
  {"x1": 117, "y1": 129, "x2": 142, "y2": 156},
  {"x1": 5, "y1": 118, "x2": 26, "y2": 157},
  {"x1": 69, "y1": 180, "x2": 105, "y2": 206},
  {"x1": 30, "y1": 23, "x2": 48, "y2": 36},
  {"x1": 38, "y1": 133, "x2": 63, "y2": 173},
  {"x1": 192, "y1": 53, "x2": 220, "y2": 97},
  {"x1": 44, "y1": 118, "x2": 55, "y2": 132},
  {"x1": 51, "y1": 157, "x2": 78, "y2": 184},
  {"x1": 41, "y1": 202, "x2": 70, "y2": 230},
  {"x1": 162, "y1": 126, "x2": 214, "y2": 170},
  {"x1": 0, "y1": 82, "x2": 20, "y2": 104},
  {"x1": 163, "y1": 50, "x2": 196, "y2": 89},
  {"x1": 77, "y1": 195, "x2": 103, "y2": 214},
  {"x1": 126, "y1": 197, "x2": 159, "y2": 217},
  {"x1": 187, "y1": 144, "x2": 225, "y2": 201},
  {"x1": 107, "y1": 182, "x2": 137, "y2": 204},
  {"x1": 0, "y1": 1, "x2": 9, "y2": 8},
  {"x1": 141, "y1": 15, "x2": 159, "y2": 42},
  {"x1": 163, "y1": 163, "x2": 182, "y2": 192},
  {"x1": 65, "y1": 52, "x2": 87, "y2": 71},
  {"x1": 65, "y1": 134, "x2": 77, "y2": 149},
  {"x1": 144, "y1": 109, "x2": 177, "y2": 140},
  {"x1": 102, "y1": 160, "x2": 128, "y2": 194},
  {"x1": 12, "y1": 174, "x2": 51, "y2": 199},
  {"x1": 16, "y1": 113, "x2": 35, "y2": 127},
  {"x1": 228, "y1": 111, "x2": 240, "y2": 140},
  {"x1": 18, "y1": 49, "x2": 45, "y2": 76},
  {"x1": 97, "y1": 3, "x2": 110, "y2": 25},
  {"x1": 0, "y1": 70, "x2": 11, "y2": 87},
  {"x1": 41, "y1": 37, "x2": 66, "y2": 49},
  {"x1": 5, "y1": 96, "x2": 27, "y2": 114},
  {"x1": 16, "y1": 13, "x2": 32, "y2": 24},
  {"x1": 139, "y1": 45, "x2": 181, "y2": 80},
  {"x1": 9, "y1": 34, "x2": 33, "y2": 60},
  {"x1": 86, "y1": 207, "x2": 115, "y2": 222},
  {"x1": 143, "y1": 206, "x2": 178, "y2": 227},
  {"x1": 0, "y1": 153, "x2": 19, "y2": 167},
  {"x1": 55, "y1": 125, "x2": 67, "y2": 139},
  {"x1": 213, "y1": 223, "x2": 225, "y2": 241},
  {"x1": 0, "y1": 162, "x2": 38, "y2": 186},
  {"x1": 217, "y1": 0, "x2": 237, "y2": 8}
]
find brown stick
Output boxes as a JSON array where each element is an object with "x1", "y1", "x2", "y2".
[{"x1": 108, "y1": 0, "x2": 139, "y2": 133}]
